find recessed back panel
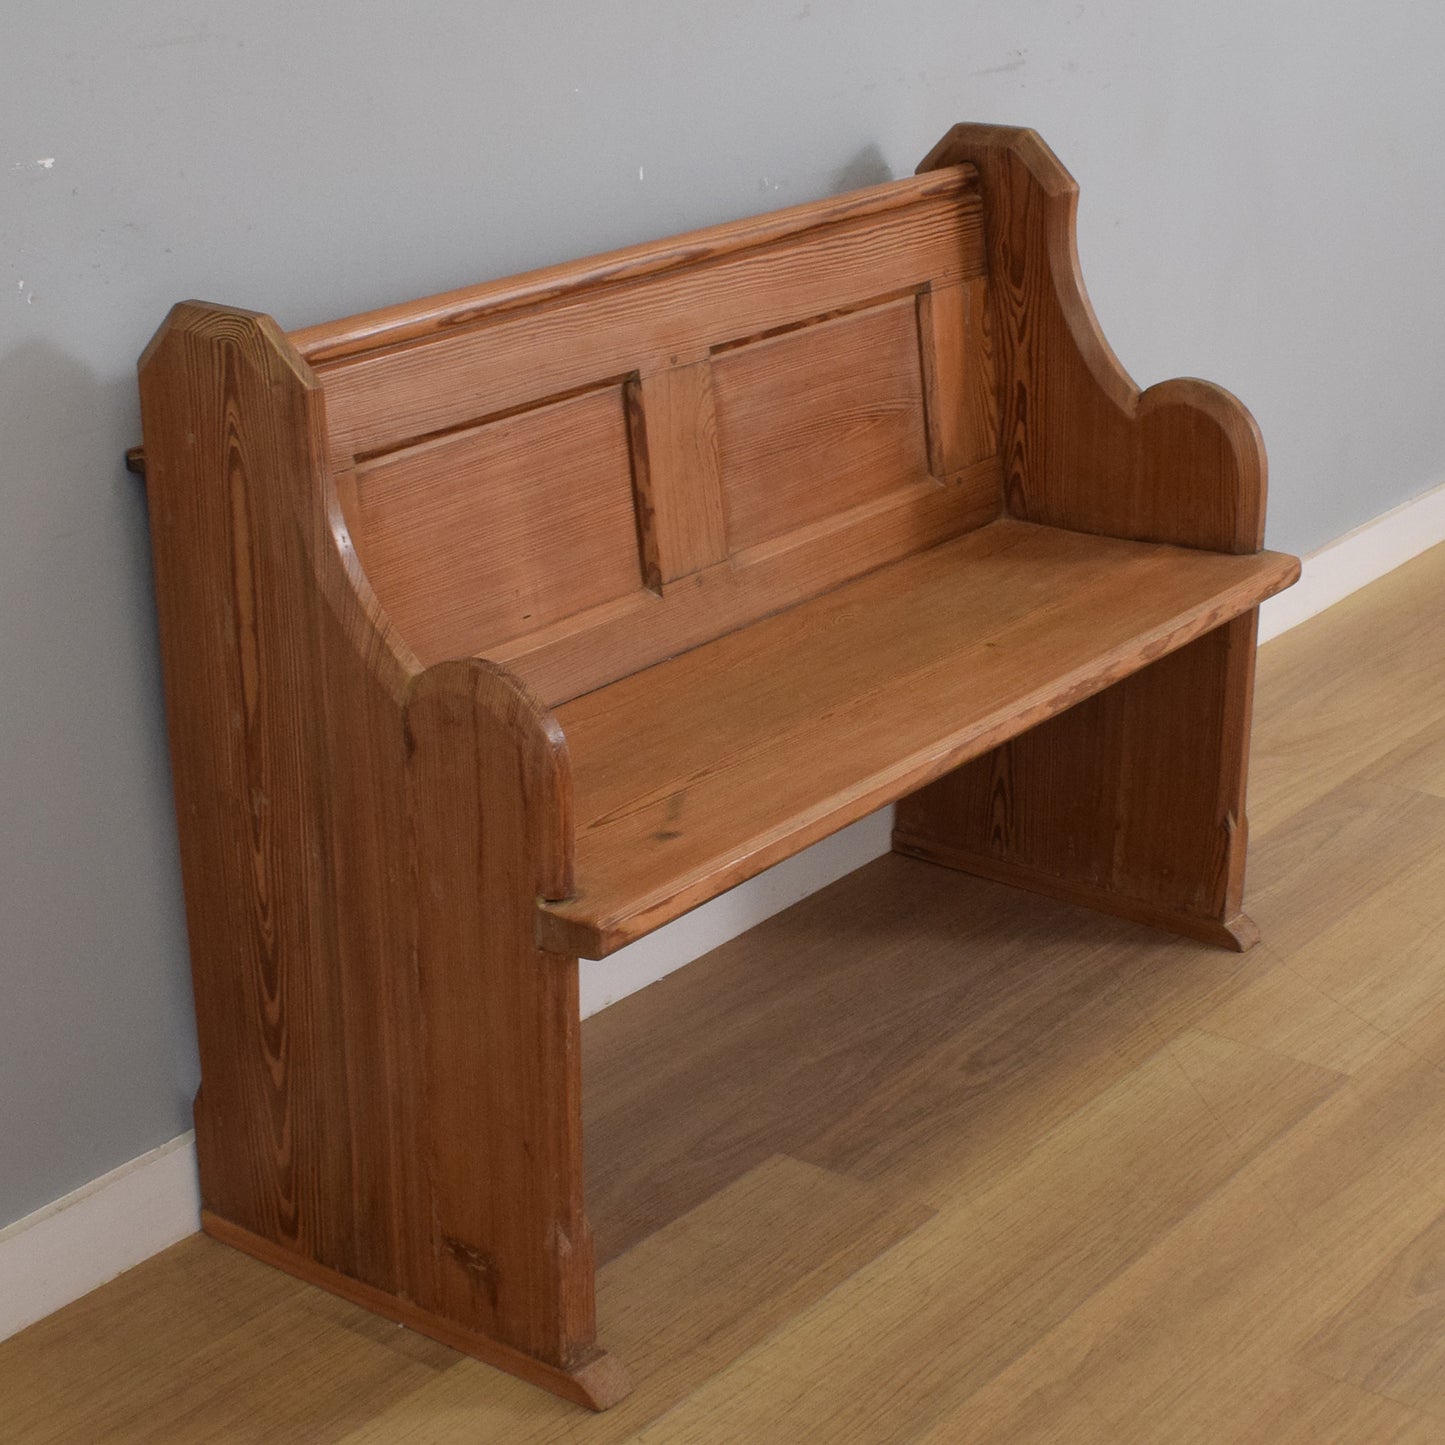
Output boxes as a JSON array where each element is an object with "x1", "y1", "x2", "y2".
[
  {"x1": 346, "y1": 386, "x2": 648, "y2": 665},
  {"x1": 712, "y1": 298, "x2": 933, "y2": 555},
  {"x1": 306, "y1": 167, "x2": 1000, "y2": 703}
]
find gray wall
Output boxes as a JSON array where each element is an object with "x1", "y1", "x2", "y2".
[{"x1": 3, "y1": 1, "x2": 1444, "y2": 1229}]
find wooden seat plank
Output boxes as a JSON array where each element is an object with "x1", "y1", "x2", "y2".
[{"x1": 539, "y1": 520, "x2": 1298, "y2": 958}]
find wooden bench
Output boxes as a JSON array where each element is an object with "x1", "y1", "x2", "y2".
[{"x1": 135, "y1": 123, "x2": 1299, "y2": 1409}]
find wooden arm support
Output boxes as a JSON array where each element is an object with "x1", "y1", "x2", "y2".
[
  {"x1": 400, "y1": 658, "x2": 620, "y2": 1402},
  {"x1": 919, "y1": 123, "x2": 1267, "y2": 553}
]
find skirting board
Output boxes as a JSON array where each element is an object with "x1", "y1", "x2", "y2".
[
  {"x1": 1257, "y1": 479, "x2": 1445, "y2": 643},
  {"x1": 0, "y1": 1132, "x2": 200, "y2": 1342},
  {"x1": 5, "y1": 477, "x2": 1445, "y2": 1346},
  {"x1": 580, "y1": 808, "x2": 895, "y2": 1016}
]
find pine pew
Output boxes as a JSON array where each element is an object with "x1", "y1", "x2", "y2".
[{"x1": 133, "y1": 123, "x2": 1299, "y2": 1409}]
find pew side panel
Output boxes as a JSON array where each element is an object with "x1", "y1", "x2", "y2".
[
  {"x1": 896, "y1": 612, "x2": 1263, "y2": 949},
  {"x1": 916, "y1": 123, "x2": 1266, "y2": 552},
  {"x1": 138, "y1": 303, "x2": 422, "y2": 1292},
  {"x1": 401, "y1": 657, "x2": 628, "y2": 1405},
  {"x1": 899, "y1": 125, "x2": 1272, "y2": 947},
  {"x1": 137, "y1": 304, "x2": 626, "y2": 1408}
]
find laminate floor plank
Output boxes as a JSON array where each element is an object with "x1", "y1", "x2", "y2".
[
  {"x1": 1243, "y1": 778, "x2": 1445, "y2": 960},
  {"x1": 630, "y1": 1033, "x2": 1343, "y2": 1444},
  {"x1": 1188, "y1": 944, "x2": 1393, "y2": 1075},
  {"x1": 910, "y1": 1038, "x2": 1445, "y2": 1443},
  {"x1": 1362, "y1": 726, "x2": 1445, "y2": 800},
  {"x1": 923, "y1": 1349, "x2": 1436, "y2": 1444},
  {"x1": 586, "y1": 862, "x2": 1143, "y2": 1256},
  {"x1": 335, "y1": 1154, "x2": 932, "y2": 1444},
  {"x1": 1277, "y1": 855, "x2": 1445, "y2": 1040},
  {"x1": 0, "y1": 1236, "x2": 314, "y2": 1443},
  {"x1": 1306, "y1": 1204, "x2": 1445, "y2": 1419},
  {"x1": 3, "y1": 1264, "x2": 457, "y2": 1445},
  {"x1": 1248, "y1": 543, "x2": 1445, "y2": 836}
]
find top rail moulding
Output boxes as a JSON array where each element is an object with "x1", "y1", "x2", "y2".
[{"x1": 288, "y1": 166, "x2": 979, "y2": 364}]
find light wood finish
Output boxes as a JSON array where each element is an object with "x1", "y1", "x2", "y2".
[
  {"x1": 313, "y1": 187, "x2": 980, "y2": 470},
  {"x1": 917, "y1": 275, "x2": 998, "y2": 476},
  {"x1": 132, "y1": 124, "x2": 1292, "y2": 1408},
  {"x1": 340, "y1": 1156, "x2": 935, "y2": 1444},
  {"x1": 10, "y1": 541, "x2": 1445, "y2": 1442},
  {"x1": 200, "y1": 1211, "x2": 626, "y2": 1413},
  {"x1": 635, "y1": 361, "x2": 728, "y2": 582},
  {"x1": 498, "y1": 455, "x2": 998, "y2": 707},
  {"x1": 541, "y1": 521, "x2": 1295, "y2": 957}
]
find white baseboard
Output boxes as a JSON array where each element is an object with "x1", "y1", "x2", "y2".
[
  {"x1": 1259, "y1": 479, "x2": 1445, "y2": 643},
  {"x1": 579, "y1": 808, "x2": 894, "y2": 1017},
  {"x1": 7, "y1": 479, "x2": 1444, "y2": 1344},
  {"x1": 0, "y1": 1131, "x2": 200, "y2": 1343}
]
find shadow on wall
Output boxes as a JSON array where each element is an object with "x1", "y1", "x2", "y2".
[
  {"x1": 0, "y1": 338, "x2": 198, "y2": 1224},
  {"x1": 0, "y1": 339, "x2": 158, "y2": 791},
  {"x1": 831, "y1": 143, "x2": 894, "y2": 194}
]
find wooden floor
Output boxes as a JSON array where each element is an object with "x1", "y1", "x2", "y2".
[{"x1": 7, "y1": 542, "x2": 1445, "y2": 1444}]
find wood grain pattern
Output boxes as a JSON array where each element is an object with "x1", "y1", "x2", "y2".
[
  {"x1": 139, "y1": 303, "x2": 409, "y2": 1284},
  {"x1": 350, "y1": 386, "x2": 648, "y2": 663},
  {"x1": 1247, "y1": 786, "x2": 1445, "y2": 1041},
  {"x1": 918, "y1": 124, "x2": 1266, "y2": 553},
  {"x1": 1305, "y1": 1204, "x2": 1445, "y2": 1415},
  {"x1": 202, "y1": 1212, "x2": 628, "y2": 1412},
  {"x1": 896, "y1": 611, "x2": 1264, "y2": 950},
  {"x1": 1248, "y1": 542, "x2": 1445, "y2": 835},
  {"x1": 338, "y1": 1155, "x2": 933, "y2": 1444},
  {"x1": 917, "y1": 277, "x2": 997, "y2": 476},
  {"x1": 909, "y1": 1042, "x2": 1443, "y2": 1443},
  {"x1": 580, "y1": 855, "x2": 1253, "y2": 1263},
  {"x1": 10, "y1": 542, "x2": 1445, "y2": 1441},
  {"x1": 402, "y1": 659, "x2": 593, "y2": 1368},
  {"x1": 539, "y1": 521, "x2": 1296, "y2": 958},
  {"x1": 314, "y1": 189, "x2": 984, "y2": 469},
  {"x1": 711, "y1": 297, "x2": 933, "y2": 551},
  {"x1": 499, "y1": 456, "x2": 999, "y2": 708},
  {"x1": 308, "y1": 178, "x2": 995, "y2": 692},
  {"x1": 634, "y1": 362, "x2": 727, "y2": 582},
  {"x1": 137, "y1": 304, "x2": 621, "y2": 1404},
  {"x1": 290, "y1": 166, "x2": 978, "y2": 363},
  {"x1": 634, "y1": 1027, "x2": 1344, "y2": 1443},
  {"x1": 903, "y1": 124, "x2": 1276, "y2": 943}
]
